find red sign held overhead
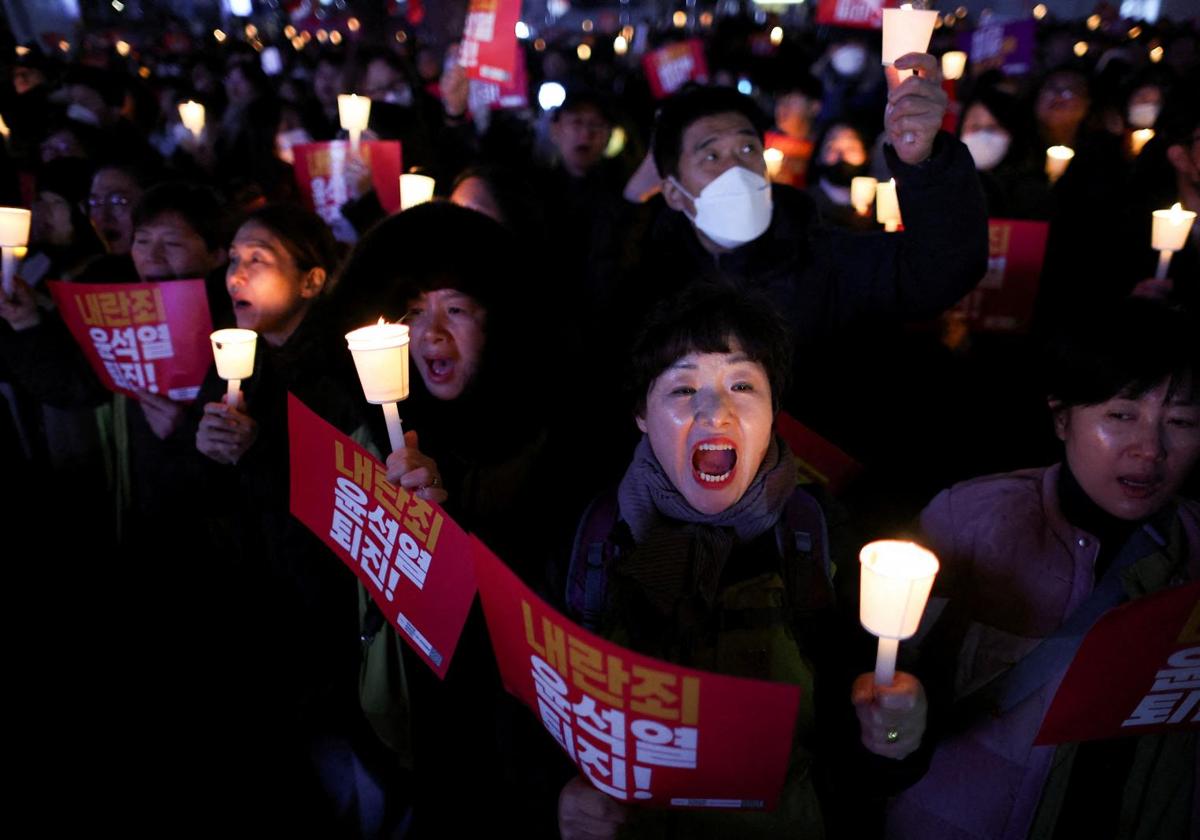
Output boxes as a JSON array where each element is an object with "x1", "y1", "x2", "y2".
[
  {"x1": 815, "y1": 0, "x2": 892, "y2": 30},
  {"x1": 291, "y1": 140, "x2": 403, "y2": 226},
  {"x1": 288, "y1": 394, "x2": 478, "y2": 679},
  {"x1": 472, "y1": 538, "x2": 802, "y2": 809},
  {"x1": 460, "y1": 0, "x2": 523, "y2": 85},
  {"x1": 1036, "y1": 581, "x2": 1200, "y2": 745},
  {"x1": 48, "y1": 279, "x2": 213, "y2": 401},
  {"x1": 642, "y1": 40, "x2": 709, "y2": 100}
]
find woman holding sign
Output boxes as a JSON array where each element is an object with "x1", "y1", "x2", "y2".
[
  {"x1": 558, "y1": 286, "x2": 929, "y2": 840},
  {"x1": 887, "y1": 297, "x2": 1200, "y2": 840}
]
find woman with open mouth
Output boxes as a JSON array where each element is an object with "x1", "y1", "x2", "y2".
[
  {"x1": 559, "y1": 285, "x2": 930, "y2": 840},
  {"x1": 887, "y1": 296, "x2": 1200, "y2": 840}
]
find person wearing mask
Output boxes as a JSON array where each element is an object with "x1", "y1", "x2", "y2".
[
  {"x1": 958, "y1": 86, "x2": 1053, "y2": 219},
  {"x1": 806, "y1": 121, "x2": 874, "y2": 229}
]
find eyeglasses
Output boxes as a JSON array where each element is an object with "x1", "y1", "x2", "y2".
[{"x1": 87, "y1": 194, "x2": 133, "y2": 210}]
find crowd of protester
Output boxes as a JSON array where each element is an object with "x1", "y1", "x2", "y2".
[{"x1": 1, "y1": 6, "x2": 1198, "y2": 838}]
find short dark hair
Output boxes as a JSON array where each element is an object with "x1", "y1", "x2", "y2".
[
  {"x1": 629, "y1": 284, "x2": 793, "y2": 416},
  {"x1": 1043, "y1": 297, "x2": 1199, "y2": 408},
  {"x1": 553, "y1": 89, "x2": 613, "y2": 124},
  {"x1": 134, "y1": 182, "x2": 229, "y2": 251},
  {"x1": 651, "y1": 85, "x2": 770, "y2": 179},
  {"x1": 239, "y1": 204, "x2": 340, "y2": 291}
]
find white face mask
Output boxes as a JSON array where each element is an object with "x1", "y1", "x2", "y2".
[
  {"x1": 831, "y1": 45, "x2": 867, "y2": 77},
  {"x1": 1127, "y1": 102, "x2": 1160, "y2": 129},
  {"x1": 671, "y1": 166, "x2": 773, "y2": 249},
  {"x1": 961, "y1": 129, "x2": 1011, "y2": 171}
]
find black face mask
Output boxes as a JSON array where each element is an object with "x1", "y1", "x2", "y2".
[{"x1": 815, "y1": 160, "x2": 869, "y2": 187}]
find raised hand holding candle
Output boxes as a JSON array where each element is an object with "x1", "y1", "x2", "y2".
[
  {"x1": 346, "y1": 320, "x2": 410, "y2": 451},
  {"x1": 1130, "y1": 128, "x2": 1154, "y2": 156},
  {"x1": 210, "y1": 328, "x2": 258, "y2": 405},
  {"x1": 1151, "y1": 202, "x2": 1197, "y2": 280},
  {"x1": 399, "y1": 173, "x2": 436, "y2": 210},
  {"x1": 338, "y1": 94, "x2": 372, "y2": 154},
  {"x1": 1045, "y1": 145, "x2": 1074, "y2": 183},
  {"x1": 851, "y1": 176, "x2": 878, "y2": 217},
  {"x1": 0, "y1": 207, "x2": 32, "y2": 296},
  {"x1": 859, "y1": 540, "x2": 940, "y2": 686},
  {"x1": 875, "y1": 178, "x2": 901, "y2": 232},
  {"x1": 882, "y1": 3, "x2": 939, "y2": 80},
  {"x1": 178, "y1": 100, "x2": 205, "y2": 141}
]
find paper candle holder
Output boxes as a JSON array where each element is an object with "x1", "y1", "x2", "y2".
[
  {"x1": 1045, "y1": 145, "x2": 1074, "y2": 183},
  {"x1": 860, "y1": 539, "x2": 940, "y2": 686},
  {"x1": 851, "y1": 176, "x2": 878, "y2": 216},
  {"x1": 875, "y1": 179, "x2": 901, "y2": 231},
  {"x1": 0, "y1": 207, "x2": 32, "y2": 296},
  {"x1": 882, "y1": 5, "x2": 939, "y2": 67},
  {"x1": 178, "y1": 100, "x2": 205, "y2": 140},
  {"x1": 399, "y1": 173, "x2": 437, "y2": 211},
  {"x1": 210, "y1": 328, "x2": 258, "y2": 404}
]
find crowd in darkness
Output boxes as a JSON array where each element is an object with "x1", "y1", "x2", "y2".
[{"x1": 1, "y1": 6, "x2": 1198, "y2": 839}]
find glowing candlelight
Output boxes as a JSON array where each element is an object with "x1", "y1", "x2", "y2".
[
  {"x1": 338, "y1": 94, "x2": 372, "y2": 154},
  {"x1": 882, "y1": 4, "x2": 939, "y2": 70},
  {"x1": 0, "y1": 207, "x2": 32, "y2": 296},
  {"x1": 346, "y1": 319, "x2": 410, "y2": 451},
  {"x1": 851, "y1": 176, "x2": 878, "y2": 216},
  {"x1": 859, "y1": 540, "x2": 940, "y2": 686},
  {"x1": 178, "y1": 100, "x2": 205, "y2": 141},
  {"x1": 1130, "y1": 128, "x2": 1154, "y2": 156},
  {"x1": 875, "y1": 178, "x2": 901, "y2": 232},
  {"x1": 763, "y1": 147, "x2": 785, "y2": 181},
  {"x1": 1045, "y1": 145, "x2": 1074, "y2": 183},
  {"x1": 209, "y1": 328, "x2": 258, "y2": 405},
  {"x1": 1151, "y1": 202, "x2": 1197, "y2": 280},
  {"x1": 399, "y1": 173, "x2": 436, "y2": 210},
  {"x1": 941, "y1": 50, "x2": 967, "y2": 80}
]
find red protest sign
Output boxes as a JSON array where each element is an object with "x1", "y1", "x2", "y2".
[
  {"x1": 48, "y1": 279, "x2": 213, "y2": 401},
  {"x1": 468, "y1": 39, "x2": 529, "y2": 112},
  {"x1": 472, "y1": 537, "x2": 801, "y2": 809},
  {"x1": 949, "y1": 219, "x2": 1048, "y2": 334},
  {"x1": 642, "y1": 40, "x2": 709, "y2": 100},
  {"x1": 775, "y1": 412, "x2": 863, "y2": 495},
  {"x1": 1036, "y1": 581, "x2": 1200, "y2": 745},
  {"x1": 288, "y1": 394, "x2": 477, "y2": 679},
  {"x1": 460, "y1": 0, "x2": 522, "y2": 85},
  {"x1": 292, "y1": 140, "x2": 403, "y2": 224},
  {"x1": 815, "y1": 0, "x2": 889, "y2": 30}
]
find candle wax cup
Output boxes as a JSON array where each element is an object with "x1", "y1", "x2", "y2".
[
  {"x1": 881, "y1": 7, "x2": 939, "y2": 66},
  {"x1": 347, "y1": 323, "x2": 411, "y2": 404},
  {"x1": 875, "y1": 180, "x2": 901, "y2": 225},
  {"x1": 338, "y1": 94, "x2": 372, "y2": 132},
  {"x1": 851, "y1": 176, "x2": 878, "y2": 213},
  {"x1": 859, "y1": 540, "x2": 939, "y2": 639},
  {"x1": 0, "y1": 207, "x2": 32, "y2": 247},
  {"x1": 1152, "y1": 206, "x2": 1197, "y2": 252},
  {"x1": 210, "y1": 328, "x2": 258, "y2": 379},
  {"x1": 399, "y1": 174, "x2": 436, "y2": 211},
  {"x1": 941, "y1": 51, "x2": 968, "y2": 81},
  {"x1": 178, "y1": 101, "x2": 205, "y2": 136}
]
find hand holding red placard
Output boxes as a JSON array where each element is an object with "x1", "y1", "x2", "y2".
[
  {"x1": 1036, "y1": 581, "x2": 1200, "y2": 745},
  {"x1": 48, "y1": 279, "x2": 213, "y2": 401},
  {"x1": 288, "y1": 394, "x2": 477, "y2": 678},
  {"x1": 292, "y1": 140, "x2": 403, "y2": 223},
  {"x1": 472, "y1": 537, "x2": 801, "y2": 810}
]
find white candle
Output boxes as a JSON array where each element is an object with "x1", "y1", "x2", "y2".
[
  {"x1": 338, "y1": 94, "x2": 372, "y2": 154},
  {"x1": 1130, "y1": 128, "x2": 1154, "y2": 156},
  {"x1": 399, "y1": 173, "x2": 436, "y2": 210},
  {"x1": 1151, "y1": 202, "x2": 1197, "y2": 280},
  {"x1": 346, "y1": 320, "x2": 410, "y2": 451},
  {"x1": 0, "y1": 207, "x2": 32, "y2": 296},
  {"x1": 875, "y1": 178, "x2": 901, "y2": 232},
  {"x1": 851, "y1": 176, "x2": 878, "y2": 217},
  {"x1": 210, "y1": 328, "x2": 258, "y2": 404},
  {"x1": 763, "y1": 147, "x2": 785, "y2": 181},
  {"x1": 178, "y1": 100, "x2": 205, "y2": 141},
  {"x1": 0, "y1": 113, "x2": 10, "y2": 141},
  {"x1": 859, "y1": 540, "x2": 940, "y2": 686},
  {"x1": 941, "y1": 50, "x2": 968, "y2": 81},
  {"x1": 1045, "y1": 145, "x2": 1074, "y2": 184},
  {"x1": 882, "y1": 4, "x2": 939, "y2": 68}
]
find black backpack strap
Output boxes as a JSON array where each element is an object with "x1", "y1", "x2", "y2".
[
  {"x1": 566, "y1": 490, "x2": 621, "y2": 632},
  {"x1": 777, "y1": 484, "x2": 836, "y2": 621}
]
